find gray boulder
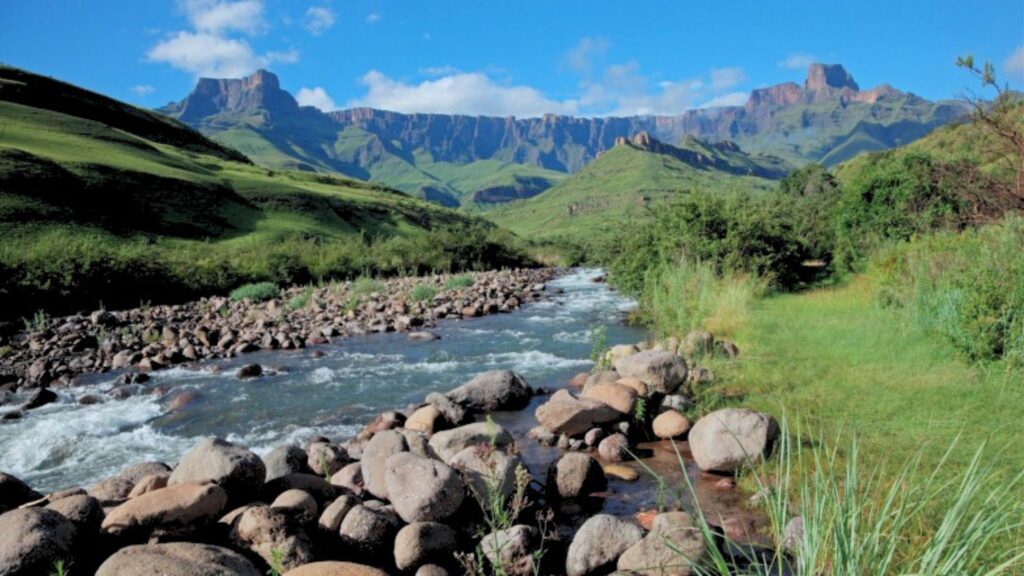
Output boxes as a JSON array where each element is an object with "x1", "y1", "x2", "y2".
[
  {"x1": 96, "y1": 543, "x2": 260, "y2": 576},
  {"x1": 450, "y1": 446, "x2": 522, "y2": 502},
  {"x1": 384, "y1": 453, "x2": 464, "y2": 523},
  {"x1": 428, "y1": 421, "x2": 513, "y2": 463},
  {"x1": 0, "y1": 473, "x2": 42, "y2": 514},
  {"x1": 88, "y1": 461, "x2": 172, "y2": 505},
  {"x1": 228, "y1": 504, "x2": 314, "y2": 572},
  {"x1": 360, "y1": 430, "x2": 408, "y2": 499},
  {"x1": 480, "y1": 524, "x2": 539, "y2": 576},
  {"x1": 394, "y1": 521, "x2": 458, "y2": 571},
  {"x1": 339, "y1": 503, "x2": 402, "y2": 556},
  {"x1": 617, "y1": 511, "x2": 707, "y2": 575},
  {"x1": 613, "y1": 350, "x2": 688, "y2": 395},
  {"x1": 688, "y1": 408, "x2": 778, "y2": 472},
  {"x1": 534, "y1": 389, "x2": 620, "y2": 436},
  {"x1": 101, "y1": 483, "x2": 228, "y2": 539},
  {"x1": 45, "y1": 494, "x2": 103, "y2": 538},
  {"x1": 565, "y1": 514, "x2": 643, "y2": 576},
  {"x1": 168, "y1": 438, "x2": 265, "y2": 500},
  {"x1": 446, "y1": 370, "x2": 531, "y2": 412},
  {"x1": 0, "y1": 508, "x2": 77, "y2": 576},
  {"x1": 547, "y1": 453, "x2": 606, "y2": 499},
  {"x1": 318, "y1": 495, "x2": 358, "y2": 533},
  {"x1": 263, "y1": 444, "x2": 311, "y2": 481}
]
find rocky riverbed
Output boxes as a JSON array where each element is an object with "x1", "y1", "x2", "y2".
[
  {"x1": 0, "y1": 324, "x2": 788, "y2": 576},
  {"x1": 0, "y1": 268, "x2": 558, "y2": 409}
]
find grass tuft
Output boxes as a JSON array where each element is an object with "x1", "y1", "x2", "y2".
[
  {"x1": 410, "y1": 284, "x2": 438, "y2": 303},
  {"x1": 229, "y1": 281, "x2": 279, "y2": 303}
]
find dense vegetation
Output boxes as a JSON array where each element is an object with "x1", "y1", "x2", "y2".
[{"x1": 0, "y1": 67, "x2": 533, "y2": 321}]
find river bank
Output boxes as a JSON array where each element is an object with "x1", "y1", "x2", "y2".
[{"x1": 0, "y1": 268, "x2": 558, "y2": 401}]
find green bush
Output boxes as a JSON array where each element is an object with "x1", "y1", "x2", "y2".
[
  {"x1": 350, "y1": 276, "x2": 383, "y2": 296},
  {"x1": 443, "y1": 274, "x2": 474, "y2": 290},
  {"x1": 873, "y1": 216, "x2": 1024, "y2": 364},
  {"x1": 229, "y1": 281, "x2": 279, "y2": 302},
  {"x1": 410, "y1": 284, "x2": 438, "y2": 303}
]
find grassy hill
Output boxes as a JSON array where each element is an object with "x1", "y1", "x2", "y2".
[
  {"x1": 486, "y1": 139, "x2": 779, "y2": 243},
  {"x1": 0, "y1": 66, "x2": 530, "y2": 319}
]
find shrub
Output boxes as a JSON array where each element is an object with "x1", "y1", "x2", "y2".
[
  {"x1": 287, "y1": 287, "x2": 313, "y2": 310},
  {"x1": 873, "y1": 216, "x2": 1024, "y2": 364},
  {"x1": 444, "y1": 274, "x2": 474, "y2": 290},
  {"x1": 410, "y1": 284, "x2": 437, "y2": 303},
  {"x1": 350, "y1": 276, "x2": 383, "y2": 296},
  {"x1": 229, "y1": 281, "x2": 279, "y2": 302}
]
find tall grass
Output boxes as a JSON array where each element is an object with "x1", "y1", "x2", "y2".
[
  {"x1": 659, "y1": 419, "x2": 1024, "y2": 575},
  {"x1": 642, "y1": 259, "x2": 766, "y2": 339},
  {"x1": 228, "y1": 281, "x2": 279, "y2": 302},
  {"x1": 874, "y1": 216, "x2": 1024, "y2": 365}
]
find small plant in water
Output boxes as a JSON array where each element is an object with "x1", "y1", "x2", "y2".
[
  {"x1": 266, "y1": 548, "x2": 285, "y2": 576},
  {"x1": 49, "y1": 560, "x2": 70, "y2": 576},
  {"x1": 589, "y1": 324, "x2": 611, "y2": 370},
  {"x1": 633, "y1": 396, "x2": 647, "y2": 424}
]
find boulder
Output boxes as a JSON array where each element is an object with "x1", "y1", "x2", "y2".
[
  {"x1": 318, "y1": 495, "x2": 358, "y2": 533},
  {"x1": 425, "y1": 392, "x2": 467, "y2": 426},
  {"x1": 582, "y1": 382, "x2": 637, "y2": 414},
  {"x1": 360, "y1": 430, "x2": 408, "y2": 499},
  {"x1": 405, "y1": 405, "x2": 444, "y2": 435},
  {"x1": 271, "y1": 489, "x2": 318, "y2": 522},
  {"x1": 394, "y1": 521, "x2": 458, "y2": 571},
  {"x1": 615, "y1": 377, "x2": 649, "y2": 397},
  {"x1": 282, "y1": 562, "x2": 390, "y2": 576},
  {"x1": 168, "y1": 438, "x2": 265, "y2": 500},
  {"x1": 338, "y1": 503, "x2": 402, "y2": 556},
  {"x1": 22, "y1": 388, "x2": 57, "y2": 410},
  {"x1": 653, "y1": 411, "x2": 692, "y2": 439},
  {"x1": 95, "y1": 543, "x2": 260, "y2": 576},
  {"x1": 0, "y1": 508, "x2": 77, "y2": 575},
  {"x1": 263, "y1": 473, "x2": 336, "y2": 506},
  {"x1": 446, "y1": 370, "x2": 531, "y2": 412},
  {"x1": 427, "y1": 421, "x2": 513, "y2": 463},
  {"x1": 263, "y1": 444, "x2": 311, "y2": 481},
  {"x1": 547, "y1": 453, "x2": 606, "y2": 498},
  {"x1": 450, "y1": 446, "x2": 522, "y2": 501},
  {"x1": 127, "y1": 472, "x2": 170, "y2": 498},
  {"x1": 101, "y1": 482, "x2": 228, "y2": 538},
  {"x1": 614, "y1": 350, "x2": 687, "y2": 395},
  {"x1": 534, "y1": 389, "x2": 620, "y2": 436},
  {"x1": 480, "y1": 524, "x2": 538, "y2": 576},
  {"x1": 415, "y1": 565, "x2": 449, "y2": 576},
  {"x1": 307, "y1": 441, "x2": 348, "y2": 476},
  {"x1": 44, "y1": 494, "x2": 103, "y2": 538},
  {"x1": 228, "y1": 505, "x2": 315, "y2": 572},
  {"x1": 384, "y1": 453, "x2": 464, "y2": 523},
  {"x1": 88, "y1": 461, "x2": 171, "y2": 505},
  {"x1": 688, "y1": 408, "x2": 778, "y2": 472},
  {"x1": 681, "y1": 330, "x2": 715, "y2": 357},
  {"x1": 565, "y1": 514, "x2": 643, "y2": 576},
  {"x1": 617, "y1": 511, "x2": 706, "y2": 575},
  {"x1": 330, "y1": 463, "x2": 364, "y2": 496},
  {"x1": 582, "y1": 370, "x2": 619, "y2": 391},
  {"x1": 0, "y1": 472, "x2": 42, "y2": 514},
  {"x1": 605, "y1": 344, "x2": 639, "y2": 364},
  {"x1": 236, "y1": 363, "x2": 263, "y2": 379},
  {"x1": 597, "y1": 433, "x2": 630, "y2": 462}
]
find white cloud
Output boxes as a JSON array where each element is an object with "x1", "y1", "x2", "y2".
[
  {"x1": 181, "y1": 0, "x2": 264, "y2": 34},
  {"x1": 347, "y1": 70, "x2": 578, "y2": 117},
  {"x1": 148, "y1": 0, "x2": 297, "y2": 78},
  {"x1": 296, "y1": 86, "x2": 336, "y2": 111},
  {"x1": 129, "y1": 85, "x2": 156, "y2": 96},
  {"x1": 366, "y1": 12, "x2": 381, "y2": 24},
  {"x1": 710, "y1": 67, "x2": 746, "y2": 90},
  {"x1": 1004, "y1": 45, "x2": 1024, "y2": 84},
  {"x1": 700, "y1": 91, "x2": 748, "y2": 108},
  {"x1": 562, "y1": 36, "x2": 609, "y2": 75},
  {"x1": 304, "y1": 6, "x2": 335, "y2": 35},
  {"x1": 778, "y1": 52, "x2": 818, "y2": 70},
  {"x1": 419, "y1": 65, "x2": 459, "y2": 77}
]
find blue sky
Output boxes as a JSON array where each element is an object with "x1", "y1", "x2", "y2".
[{"x1": 2, "y1": 1, "x2": 1022, "y2": 117}]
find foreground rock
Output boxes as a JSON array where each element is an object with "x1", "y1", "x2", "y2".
[
  {"x1": 535, "y1": 389, "x2": 620, "y2": 436},
  {"x1": 228, "y1": 505, "x2": 315, "y2": 571},
  {"x1": 446, "y1": 370, "x2": 532, "y2": 412},
  {"x1": 96, "y1": 542, "x2": 260, "y2": 576},
  {"x1": 385, "y1": 453, "x2": 464, "y2": 523},
  {"x1": 0, "y1": 472, "x2": 42, "y2": 513},
  {"x1": 688, "y1": 408, "x2": 778, "y2": 472},
  {"x1": 617, "y1": 511, "x2": 707, "y2": 575},
  {"x1": 394, "y1": 521, "x2": 458, "y2": 571},
  {"x1": 481, "y1": 524, "x2": 539, "y2": 576},
  {"x1": 427, "y1": 421, "x2": 513, "y2": 463},
  {"x1": 101, "y1": 482, "x2": 227, "y2": 539},
  {"x1": 283, "y1": 561, "x2": 390, "y2": 576},
  {"x1": 613, "y1": 350, "x2": 688, "y2": 395},
  {"x1": 548, "y1": 453, "x2": 606, "y2": 498},
  {"x1": 168, "y1": 438, "x2": 266, "y2": 500},
  {"x1": 566, "y1": 514, "x2": 643, "y2": 576},
  {"x1": 0, "y1": 508, "x2": 77, "y2": 575}
]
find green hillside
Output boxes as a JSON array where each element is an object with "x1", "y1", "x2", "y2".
[
  {"x1": 0, "y1": 66, "x2": 530, "y2": 319},
  {"x1": 486, "y1": 141, "x2": 778, "y2": 242}
]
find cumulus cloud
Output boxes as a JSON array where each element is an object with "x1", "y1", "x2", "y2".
[
  {"x1": 148, "y1": 0, "x2": 297, "y2": 78},
  {"x1": 347, "y1": 70, "x2": 578, "y2": 117},
  {"x1": 304, "y1": 6, "x2": 335, "y2": 35},
  {"x1": 129, "y1": 85, "x2": 156, "y2": 96},
  {"x1": 710, "y1": 67, "x2": 746, "y2": 90},
  {"x1": 778, "y1": 52, "x2": 818, "y2": 69},
  {"x1": 296, "y1": 86, "x2": 337, "y2": 111},
  {"x1": 366, "y1": 12, "x2": 381, "y2": 24},
  {"x1": 419, "y1": 65, "x2": 459, "y2": 77},
  {"x1": 562, "y1": 36, "x2": 609, "y2": 75},
  {"x1": 1004, "y1": 45, "x2": 1024, "y2": 84},
  {"x1": 700, "y1": 91, "x2": 748, "y2": 108}
]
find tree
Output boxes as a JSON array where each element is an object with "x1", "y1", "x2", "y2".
[{"x1": 956, "y1": 54, "x2": 1024, "y2": 199}]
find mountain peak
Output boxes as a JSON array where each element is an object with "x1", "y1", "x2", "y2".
[
  {"x1": 805, "y1": 63, "x2": 860, "y2": 92},
  {"x1": 170, "y1": 69, "x2": 297, "y2": 124}
]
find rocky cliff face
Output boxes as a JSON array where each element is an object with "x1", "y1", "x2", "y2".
[{"x1": 164, "y1": 70, "x2": 304, "y2": 123}]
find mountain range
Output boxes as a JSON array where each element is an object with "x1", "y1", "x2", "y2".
[{"x1": 161, "y1": 63, "x2": 967, "y2": 207}]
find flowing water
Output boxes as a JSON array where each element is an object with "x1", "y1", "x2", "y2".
[{"x1": 0, "y1": 269, "x2": 647, "y2": 493}]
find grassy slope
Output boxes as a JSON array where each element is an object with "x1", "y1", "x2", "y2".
[
  {"x1": 0, "y1": 71, "x2": 513, "y2": 317},
  {"x1": 706, "y1": 276, "x2": 1022, "y2": 483},
  {"x1": 486, "y1": 144, "x2": 777, "y2": 242}
]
